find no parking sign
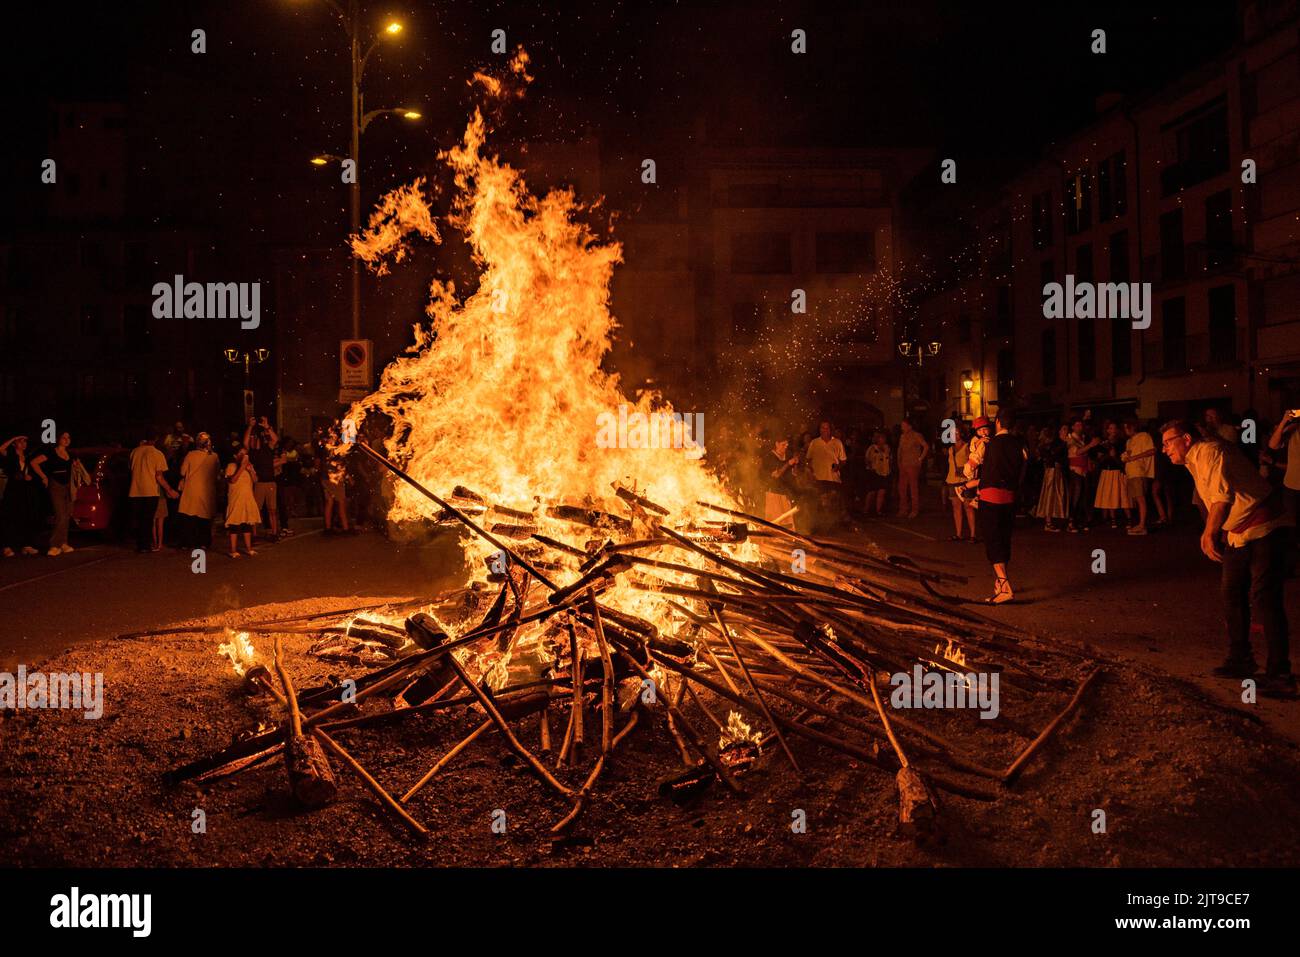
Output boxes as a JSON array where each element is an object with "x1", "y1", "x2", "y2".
[{"x1": 340, "y1": 339, "x2": 372, "y2": 387}]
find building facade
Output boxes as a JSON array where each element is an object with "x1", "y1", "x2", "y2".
[{"x1": 917, "y1": 0, "x2": 1300, "y2": 431}]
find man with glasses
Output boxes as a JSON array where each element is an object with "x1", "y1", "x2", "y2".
[{"x1": 1162, "y1": 419, "x2": 1294, "y2": 695}]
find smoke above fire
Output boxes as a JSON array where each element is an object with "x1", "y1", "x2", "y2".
[{"x1": 347, "y1": 50, "x2": 735, "y2": 544}]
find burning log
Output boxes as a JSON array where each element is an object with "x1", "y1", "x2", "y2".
[
  {"x1": 354, "y1": 441, "x2": 559, "y2": 590},
  {"x1": 272, "y1": 638, "x2": 338, "y2": 809},
  {"x1": 586, "y1": 590, "x2": 615, "y2": 755},
  {"x1": 710, "y1": 607, "x2": 801, "y2": 777},
  {"x1": 547, "y1": 504, "x2": 633, "y2": 534}
]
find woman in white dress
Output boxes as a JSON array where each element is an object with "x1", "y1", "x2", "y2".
[
  {"x1": 224, "y1": 447, "x2": 260, "y2": 558},
  {"x1": 178, "y1": 432, "x2": 220, "y2": 550}
]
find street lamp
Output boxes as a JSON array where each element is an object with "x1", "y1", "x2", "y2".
[
  {"x1": 226, "y1": 348, "x2": 271, "y2": 421},
  {"x1": 297, "y1": 1, "x2": 421, "y2": 340},
  {"x1": 897, "y1": 339, "x2": 942, "y2": 366},
  {"x1": 961, "y1": 370, "x2": 976, "y2": 415}
]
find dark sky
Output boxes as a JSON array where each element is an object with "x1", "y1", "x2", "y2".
[{"x1": 1, "y1": 0, "x2": 1240, "y2": 235}]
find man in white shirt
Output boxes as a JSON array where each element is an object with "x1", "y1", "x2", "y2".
[
  {"x1": 805, "y1": 421, "x2": 845, "y2": 483},
  {"x1": 129, "y1": 433, "x2": 178, "y2": 553},
  {"x1": 1162, "y1": 419, "x2": 1292, "y2": 693},
  {"x1": 805, "y1": 420, "x2": 846, "y2": 529}
]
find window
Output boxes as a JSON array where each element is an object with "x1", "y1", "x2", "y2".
[
  {"x1": 995, "y1": 286, "x2": 1012, "y2": 334},
  {"x1": 731, "y1": 232, "x2": 791, "y2": 274},
  {"x1": 1041, "y1": 329, "x2": 1057, "y2": 387},
  {"x1": 957, "y1": 313, "x2": 971, "y2": 343},
  {"x1": 1162, "y1": 297, "x2": 1187, "y2": 370},
  {"x1": 1065, "y1": 172, "x2": 1093, "y2": 234},
  {"x1": 1039, "y1": 258, "x2": 1054, "y2": 290},
  {"x1": 1160, "y1": 209, "x2": 1185, "y2": 280},
  {"x1": 997, "y1": 347, "x2": 1015, "y2": 400},
  {"x1": 1109, "y1": 230, "x2": 1130, "y2": 282},
  {"x1": 1205, "y1": 190, "x2": 1233, "y2": 270},
  {"x1": 1078, "y1": 319, "x2": 1096, "y2": 381},
  {"x1": 815, "y1": 231, "x2": 876, "y2": 274},
  {"x1": 1112, "y1": 319, "x2": 1132, "y2": 377},
  {"x1": 1075, "y1": 244, "x2": 1094, "y2": 284},
  {"x1": 1208, "y1": 284, "x2": 1237, "y2": 360},
  {"x1": 1162, "y1": 102, "x2": 1229, "y2": 196},
  {"x1": 1032, "y1": 191, "x2": 1053, "y2": 250},
  {"x1": 730, "y1": 301, "x2": 762, "y2": 339},
  {"x1": 1098, "y1": 151, "x2": 1127, "y2": 221}
]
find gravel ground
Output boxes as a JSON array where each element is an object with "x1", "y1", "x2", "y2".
[{"x1": 3, "y1": 594, "x2": 1300, "y2": 867}]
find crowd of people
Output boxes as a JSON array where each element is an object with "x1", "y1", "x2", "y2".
[
  {"x1": 754, "y1": 402, "x2": 1297, "y2": 694},
  {"x1": 0, "y1": 416, "x2": 369, "y2": 560}
]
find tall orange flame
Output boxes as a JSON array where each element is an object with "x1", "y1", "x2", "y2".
[{"x1": 348, "y1": 51, "x2": 737, "y2": 591}]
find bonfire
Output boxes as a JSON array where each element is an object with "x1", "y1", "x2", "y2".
[{"x1": 167, "y1": 51, "x2": 1099, "y2": 839}]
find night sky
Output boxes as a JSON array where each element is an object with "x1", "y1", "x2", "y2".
[{"x1": 1, "y1": 0, "x2": 1239, "y2": 240}]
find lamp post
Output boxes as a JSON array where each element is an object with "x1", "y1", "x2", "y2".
[
  {"x1": 961, "y1": 370, "x2": 976, "y2": 416},
  {"x1": 300, "y1": 2, "x2": 420, "y2": 340},
  {"x1": 897, "y1": 339, "x2": 942, "y2": 367},
  {"x1": 225, "y1": 348, "x2": 271, "y2": 421}
]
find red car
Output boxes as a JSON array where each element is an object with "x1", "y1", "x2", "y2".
[{"x1": 72, "y1": 447, "x2": 132, "y2": 535}]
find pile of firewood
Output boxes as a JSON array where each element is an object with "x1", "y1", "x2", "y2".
[{"x1": 163, "y1": 442, "x2": 1100, "y2": 840}]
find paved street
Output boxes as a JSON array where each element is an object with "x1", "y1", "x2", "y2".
[
  {"x1": 3, "y1": 504, "x2": 1297, "y2": 741},
  {"x1": 0, "y1": 520, "x2": 465, "y2": 674}
]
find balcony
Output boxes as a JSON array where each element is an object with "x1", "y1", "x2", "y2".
[{"x1": 1141, "y1": 328, "x2": 1247, "y2": 375}]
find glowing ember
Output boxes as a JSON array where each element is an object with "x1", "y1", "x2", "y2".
[
  {"x1": 719, "y1": 710, "x2": 762, "y2": 752},
  {"x1": 935, "y1": 638, "x2": 968, "y2": 669},
  {"x1": 217, "y1": 631, "x2": 257, "y2": 678}
]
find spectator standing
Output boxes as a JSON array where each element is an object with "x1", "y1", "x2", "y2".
[
  {"x1": 865, "y1": 430, "x2": 892, "y2": 517},
  {"x1": 178, "y1": 432, "x2": 220, "y2": 550},
  {"x1": 1122, "y1": 419, "x2": 1161, "y2": 535},
  {"x1": 1033, "y1": 425, "x2": 1070, "y2": 532},
  {"x1": 971, "y1": 409, "x2": 1028, "y2": 604},
  {"x1": 128, "y1": 433, "x2": 177, "y2": 553},
  {"x1": 1267, "y1": 409, "x2": 1300, "y2": 522},
  {"x1": 1065, "y1": 418, "x2": 1098, "y2": 532},
  {"x1": 1203, "y1": 407, "x2": 1238, "y2": 445},
  {"x1": 942, "y1": 422, "x2": 975, "y2": 540},
  {"x1": 805, "y1": 420, "x2": 847, "y2": 528},
  {"x1": 276, "y1": 437, "x2": 304, "y2": 534},
  {"x1": 162, "y1": 420, "x2": 191, "y2": 464},
  {"x1": 224, "y1": 447, "x2": 260, "y2": 558},
  {"x1": 0, "y1": 435, "x2": 41, "y2": 556},
  {"x1": 761, "y1": 436, "x2": 800, "y2": 528},
  {"x1": 895, "y1": 418, "x2": 930, "y2": 519},
  {"x1": 244, "y1": 416, "x2": 280, "y2": 540},
  {"x1": 30, "y1": 431, "x2": 76, "y2": 555},
  {"x1": 321, "y1": 444, "x2": 350, "y2": 534},
  {"x1": 1093, "y1": 421, "x2": 1132, "y2": 527},
  {"x1": 1163, "y1": 420, "x2": 1293, "y2": 694}
]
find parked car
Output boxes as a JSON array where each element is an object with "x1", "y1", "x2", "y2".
[{"x1": 72, "y1": 446, "x2": 131, "y2": 536}]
